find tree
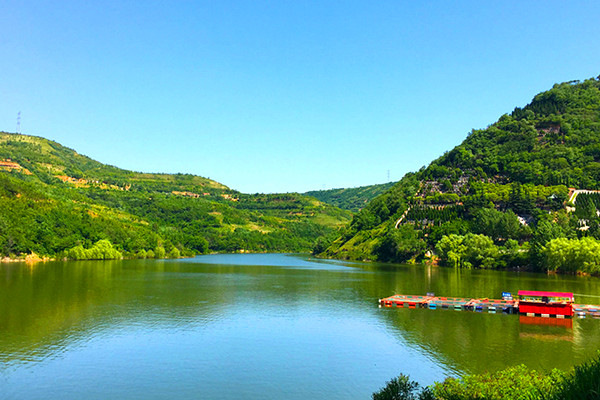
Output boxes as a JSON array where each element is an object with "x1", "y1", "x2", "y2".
[
  {"x1": 372, "y1": 374, "x2": 433, "y2": 400},
  {"x1": 530, "y1": 219, "x2": 572, "y2": 270},
  {"x1": 65, "y1": 239, "x2": 122, "y2": 260},
  {"x1": 168, "y1": 247, "x2": 181, "y2": 258},
  {"x1": 435, "y1": 234, "x2": 466, "y2": 268},
  {"x1": 508, "y1": 182, "x2": 535, "y2": 215},
  {"x1": 471, "y1": 208, "x2": 528, "y2": 243},
  {"x1": 154, "y1": 246, "x2": 166, "y2": 258},
  {"x1": 435, "y1": 233, "x2": 499, "y2": 269},
  {"x1": 375, "y1": 225, "x2": 426, "y2": 262},
  {"x1": 542, "y1": 237, "x2": 600, "y2": 274}
]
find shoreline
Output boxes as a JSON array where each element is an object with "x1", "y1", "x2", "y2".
[
  {"x1": 0, "y1": 249, "x2": 287, "y2": 264},
  {"x1": 5, "y1": 251, "x2": 596, "y2": 278},
  {"x1": 314, "y1": 253, "x2": 599, "y2": 278}
]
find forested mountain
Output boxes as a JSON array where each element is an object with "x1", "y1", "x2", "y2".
[
  {"x1": 305, "y1": 182, "x2": 395, "y2": 212},
  {"x1": 0, "y1": 132, "x2": 351, "y2": 259},
  {"x1": 320, "y1": 77, "x2": 600, "y2": 275}
]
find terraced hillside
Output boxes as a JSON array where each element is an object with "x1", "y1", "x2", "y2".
[
  {"x1": 320, "y1": 77, "x2": 600, "y2": 275},
  {"x1": 0, "y1": 132, "x2": 351, "y2": 259}
]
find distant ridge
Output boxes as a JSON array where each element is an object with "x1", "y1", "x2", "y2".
[{"x1": 305, "y1": 182, "x2": 395, "y2": 213}]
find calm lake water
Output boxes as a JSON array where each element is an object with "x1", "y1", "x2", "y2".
[{"x1": 2, "y1": 254, "x2": 600, "y2": 399}]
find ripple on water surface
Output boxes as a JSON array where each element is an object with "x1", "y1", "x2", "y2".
[{"x1": 1, "y1": 254, "x2": 600, "y2": 399}]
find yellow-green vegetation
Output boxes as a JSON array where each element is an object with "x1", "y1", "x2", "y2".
[
  {"x1": 0, "y1": 132, "x2": 351, "y2": 259},
  {"x1": 373, "y1": 352, "x2": 600, "y2": 400},
  {"x1": 65, "y1": 239, "x2": 123, "y2": 260},
  {"x1": 543, "y1": 236, "x2": 600, "y2": 274},
  {"x1": 322, "y1": 77, "x2": 600, "y2": 275}
]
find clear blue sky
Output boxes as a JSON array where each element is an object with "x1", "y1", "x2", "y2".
[{"x1": 2, "y1": 1, "x2": 599, "y2": 193}]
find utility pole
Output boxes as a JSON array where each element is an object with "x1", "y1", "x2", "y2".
[
  {"x1": 387, "y1": 169, "x2": 390, "y2": 182},
  {"x1": 17, "y1": 111, "x2": 21, "y2": 134}
]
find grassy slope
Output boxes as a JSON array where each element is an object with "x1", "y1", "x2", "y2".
[{"x1": 0, "y1": 132, "x2": 351, "y2": 258}]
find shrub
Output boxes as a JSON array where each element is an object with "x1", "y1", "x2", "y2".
[
  {"x1": 372, "y1": 374, "x2": 433, "y2": 400},
  {"x1": 432, "y1": 365, "x2": 564, "y2": 400},
  {"x1": 65, "y1": 239, "x2": 122, "y2": 260},
  {"x1": 168, "y1": 247, "x2": 180, "y2": 258},
  {"x1": 154, "y1": 246, "x2": 166, "y2": 258}
]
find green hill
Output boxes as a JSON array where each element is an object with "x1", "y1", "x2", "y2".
[
  {"x1": 0, "y1": 132, "x2": 351, "y2": 259},
  {"x1": 305, "y1": 182, "x2": 395, "y2": 213},
  {"x1": 321, "y1": 76, "x2": 600, "y2": 275}
]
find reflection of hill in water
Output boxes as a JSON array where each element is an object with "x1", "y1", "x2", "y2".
[
  {"x1": 0, "y1": 256, "x2": 373, "y2": 367},
  {"x1": 0, "y1": 259, "x2": 234, "y2": 366},
  {"x1": 1, "y1": 256, "x2": 600, "y2": 375}
]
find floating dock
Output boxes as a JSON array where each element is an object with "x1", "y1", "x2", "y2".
[
  {"x1": 379, "y1": 294, "x2": 517, "y2": 314},
  {"x1": 573, "y1": 304, "x2": 600, "y2": 319},
  {"x1": 379, "y1": 292, "x2": 600, "y2": 319}
]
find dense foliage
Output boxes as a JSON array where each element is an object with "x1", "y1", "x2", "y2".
[
  {"x1": 373, "y1": 352, "x2": 600, "y2": 400},
  {"x1": 65, "y1": 239, "x2": 123, "y2": 260},
  {"x1": 321, "y1": 77, "x2": 600, "y2": 275},
  {"x1": 435, "y1": 234, "x2": 500, "y2": 269},
  {"x1": 0, "y1": 132, "x2": 351, "y2": 259}
]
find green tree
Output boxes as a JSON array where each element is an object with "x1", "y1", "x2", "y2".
[
  {"x1": 508, "y1": 182, "x2": 535, "y2": 215},
  {"x1": 542, "y1": 237, "x2": 600, "y2": 274},
  {"x1": 375, "y1": 225, "x2": 426, "y2": 262},
  {"x1": 436, "y1": 233, "x2": 499, "y2": 269},
  {"x1": 168, "y1": 247, "x2": 181, "y2": 258},
  {"x1": 530, "y1": 219, "x2": 572, "y2": 270},
  {"x1": 66, "y1": 245, "x2": 86, "y2": 260},
  {"x1": 154, "y1": 246, "x2": 166, "y2": 258},
  {"x1": 65, "y1": 239, "x2": 122, "y2": 260},
  {"x1": 472, "y1": 208, "x2": 529, "y2": 243}
]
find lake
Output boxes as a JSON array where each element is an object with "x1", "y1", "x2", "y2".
[{"x1": 1, "y1": 254, "x2": 600, "y2": 399}]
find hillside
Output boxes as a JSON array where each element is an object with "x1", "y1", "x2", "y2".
[
  {"x1": 0, "y1": 132, "x2": 351, "y2": 259},
  {"x1": 321, "y1": 76, "x2": 600, "y2": 274},
  {"x1": 305, "y1": 182, "x2": 395, "y2": 212}
]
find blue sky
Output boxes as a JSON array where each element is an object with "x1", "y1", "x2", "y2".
[{"x1": 2, "y1": 1, "x2": 600, "y2": 193}]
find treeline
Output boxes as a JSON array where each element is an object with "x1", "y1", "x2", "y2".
[{"x1": 64, "y1": 239, "x2": 184, "y2": 260}]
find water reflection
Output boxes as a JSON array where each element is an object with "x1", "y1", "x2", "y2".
[{"x1": 1, "y1": 255, "x2": 600, "y2": 399}]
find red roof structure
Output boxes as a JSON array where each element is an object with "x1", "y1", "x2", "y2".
[
  {"x1": 518, "y1": 290, "x2": 574, "y2": 299},
  {"x1": 518, "y1": 290, "x2": 574, "y2": 317}
]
